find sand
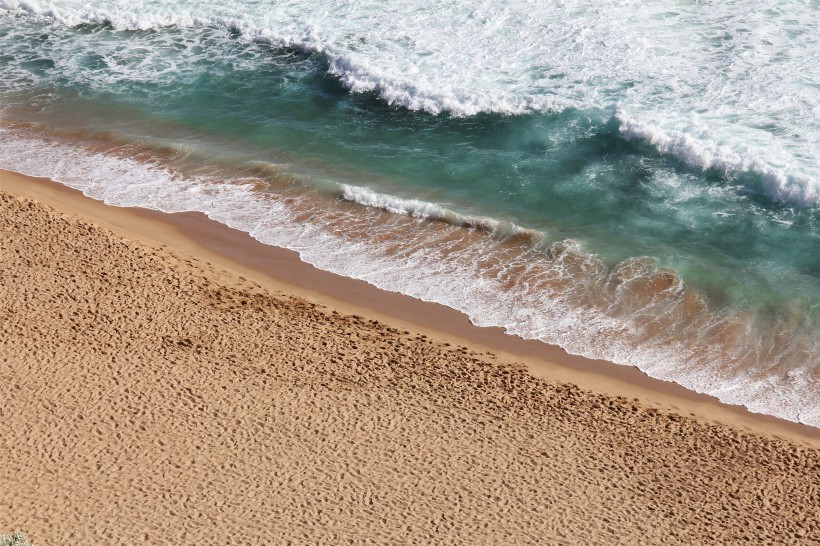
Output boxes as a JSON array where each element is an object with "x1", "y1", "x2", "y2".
[{"x1": 1, "y1": 169, "x2": 818, "y2": 545}]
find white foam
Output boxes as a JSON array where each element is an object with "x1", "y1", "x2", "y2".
[{"x1": 1, "y1": 127, "x2": 817, "y2": 427}]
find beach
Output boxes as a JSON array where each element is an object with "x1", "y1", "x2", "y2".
[{"x1": 1, "y1": 168, "x2": 818, "y2": 544}]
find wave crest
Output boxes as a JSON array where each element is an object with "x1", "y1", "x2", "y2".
[{"x1": 617, "y1": 111, "x2": 819, "y2": 208}]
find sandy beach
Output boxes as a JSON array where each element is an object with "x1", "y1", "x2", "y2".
[{"x1": 1, "y1": 169, "x2": 818, "y2": 544}]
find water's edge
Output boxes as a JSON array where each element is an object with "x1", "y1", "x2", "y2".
[
  {"x1": 5, "y1": 166, "x2": 819, "y2": 444},
  {"x1": 0, "y1": 128, "x2": 816, "y2": 428}
]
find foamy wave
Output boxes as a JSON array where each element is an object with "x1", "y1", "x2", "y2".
[
  {"x1": 340, "y1": 184, "x2": 497, "y2": 231},
  {"x1": 341, "y1": 183, "x2": 456, "y2": 219},
  {"x1": 1, "y1": 127, "x2": 817, "y2": 428},
  {"x1": 325, "y1": 56, "x2": 567, "y2": 116},
  {"x1": 338, "y1": 183, "x2": 546, "y2": 242},
  {"x1": 617, "y1": 112, "x2": 819, "y2": 208}
]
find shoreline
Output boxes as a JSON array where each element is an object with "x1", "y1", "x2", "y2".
[
  {"x1": 3, "y1": 168, "x2": 817, "y2": 446},
  {"x1": 2, "y1": 166, "x2": 819, "y2": 544}
]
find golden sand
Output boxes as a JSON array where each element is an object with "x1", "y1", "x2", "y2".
[{"x1": 1, "y1": 170, "x2": 818, "y2": 544}]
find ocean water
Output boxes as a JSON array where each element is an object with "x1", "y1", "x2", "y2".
[{"x1": 0, "y1": 0, "x2": 818, "y2": 425}]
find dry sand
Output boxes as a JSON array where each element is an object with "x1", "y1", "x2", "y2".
[{"x1": 1, "y1": 169, "x2": 818, "y2": 544}]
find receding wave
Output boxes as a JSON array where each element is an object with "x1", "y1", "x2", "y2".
[{"x1": 1, "y1": 126, "x2": 817, "y2": 427}]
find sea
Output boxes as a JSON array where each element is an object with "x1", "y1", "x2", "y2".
[{"x1": 0, "y1": 0, "x2": 817, "y2": 426}]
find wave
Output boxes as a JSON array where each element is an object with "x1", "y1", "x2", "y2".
[
  {"x1": 1, "y1": 125, "x2": 817, "y2": 427},
  {"x1": 2, "y1": 0, "x2": 817, "y2": 209},
  {"x1": 338, "y1": 183, "x2": 545, "y2": 242},
  {"x1": 616, "y1": 112, "x2": 820, "y2": 208},
  {"x1": 0, "y1": 0, "x2": 571, "y2": 116}
]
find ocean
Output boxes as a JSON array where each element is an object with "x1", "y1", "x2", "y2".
[{"x1": 0, "y1": 0, "x2": 817, "y2": 425}]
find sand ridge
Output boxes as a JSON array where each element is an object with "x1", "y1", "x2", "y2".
[{"x1": 1, "y1": 189, "x2": 819, "y2": 544}]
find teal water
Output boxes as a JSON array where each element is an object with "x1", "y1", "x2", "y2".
[{"x1": 0, "y1": 4, "x2": 818, "y2": 424}]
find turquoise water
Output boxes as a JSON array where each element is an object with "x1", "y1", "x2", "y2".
[{"x1": 0, "y1": 2, "x2": 818, "y2": 424}]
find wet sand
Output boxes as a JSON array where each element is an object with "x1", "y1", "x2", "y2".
[{"x1": 1, "y1": 169, "x2": 818, "y2": 544}]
